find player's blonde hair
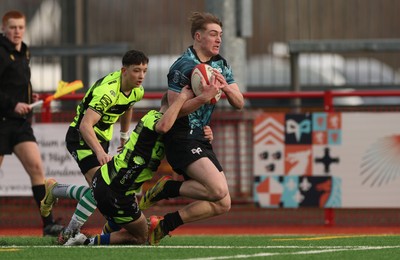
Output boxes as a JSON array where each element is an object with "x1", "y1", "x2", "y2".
[{"x1": 190, "y1": 12, "x2": 222, "y2": 39}]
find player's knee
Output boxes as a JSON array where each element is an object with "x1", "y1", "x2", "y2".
[
  {"x1": 216, "y1": 203, "x2": 230, "y2": 215},
  {"x1": 208, "y1": 186, "x2": 228, "y2": 201},
  {"x1": 208, "y1": 191, "x2": 226, "y2": 201},
  {"x1": 215, "y1": 196, "x2": 231, "y2": 215}
]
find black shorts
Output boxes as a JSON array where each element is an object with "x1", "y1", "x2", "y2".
[
  {"x1": 65, "y1": 126, "x2": 109, "y2": 174},
  {"x1": 0, "y1": 118, "x2": 36, "y2": 155},
  {"x1": 92, "y1": 170, "x2": 141, "y2": 225},
  {"x1": 165, "y1": 138, "x2": 223, "y2": 176}
]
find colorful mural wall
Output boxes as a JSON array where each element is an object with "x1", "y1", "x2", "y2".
[{"x1": 253, "y1": 112, "x2": 400, "y2": 208}]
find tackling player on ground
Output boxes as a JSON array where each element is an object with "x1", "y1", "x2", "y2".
[{"x1": 64, "y1": 87, "x2": 214, "y2": 245}]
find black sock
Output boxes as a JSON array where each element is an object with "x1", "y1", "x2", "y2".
[
  {"x1": 164, "y1": 181, "x2": 182, "y2": 198},
  {"x1": 162, "y1": 211, "x2": 183, "y2": 234},
  {"x1": 32, "y1": 184, "x2": 54, "y2": 227}
]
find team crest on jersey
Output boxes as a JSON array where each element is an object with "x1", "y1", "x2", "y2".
[
  {"x1": 172, "y1": 70, "x2": 181, "y2": 84},
  {"x1": 110, "y1": 90, "x2": 116, "y2": 97}
]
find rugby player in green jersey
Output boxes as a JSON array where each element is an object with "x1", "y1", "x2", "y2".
[
  {"x1": 65, "y1": 84, "x2": 215, "y2": 245},
  {"x1": 40, "y1": 50, "x2": 148, "y2": 244}
]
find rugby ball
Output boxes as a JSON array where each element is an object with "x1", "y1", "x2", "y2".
[{"x1": 191, "y1": 64, "x2": 222, "y2": 105}]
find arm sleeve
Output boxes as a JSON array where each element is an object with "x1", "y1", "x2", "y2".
[
  {"x1": 223, "y1": 65, "x2": 236, "y2": 85},
  {"x1": 87, "y1": 86, "x2": 116, "y2": 115},
  {"x1": 167, "y1": 60, "x2": 193, "y2": 93}
]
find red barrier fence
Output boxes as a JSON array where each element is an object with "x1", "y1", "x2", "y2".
[{"x1": 38, "y1": 90, "x2": 400, "y2": 122}]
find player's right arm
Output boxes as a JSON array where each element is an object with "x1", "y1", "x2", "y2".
[
  {"x1": 119, "y1": 106, "x2": 133, "y2": 147},
  {"x1": 156, "y1": 86, "x2": 194, "y2": 134},
  {"x1": 79, "y1": 108, "x2": 112, "y2": 165}
]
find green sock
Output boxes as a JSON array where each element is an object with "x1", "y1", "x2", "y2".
[
  {"x1": 67, "y1": 185, "x2": 90, "y2": 201},
  {"x1": 52, "y1": 183, "x2": 89, "y2": 201},
  {"x1": 69, "y1": 189, "x2": 97, "y2": 230}
]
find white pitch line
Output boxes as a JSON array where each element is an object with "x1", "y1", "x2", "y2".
[
  {"x1": 180, "y1": 246, "x2": 400, "y2": 260},
  {"x1": 1, "y1": 245, "x2": 400, "y2": 249},
  {"x1": 2, "y1": 245, "x2": 400, "y2": 260}
]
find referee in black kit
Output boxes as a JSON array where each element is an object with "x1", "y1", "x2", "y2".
[{"x1": 0, "y1": 10, "x2": 63, "y2": 236}]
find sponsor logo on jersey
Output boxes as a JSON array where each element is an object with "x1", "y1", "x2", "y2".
[
  {"x1": 108, "y1": 80, "x2": 117, "y2": 85},
  {"x1": 95, "y1": 94, "x2": 113, "y2": 112}
]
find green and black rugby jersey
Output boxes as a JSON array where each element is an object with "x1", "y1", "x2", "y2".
[
  {"x1": 70, "y1": 70, "x2": 144, "y2": 141},
  {"x1": 100, "y1": 110, "x2": 165, "y2": 195}
]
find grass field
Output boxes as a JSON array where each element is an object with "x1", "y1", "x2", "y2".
[{"x1": 1, "y1": 234, "x2": 400, "y2": 259}]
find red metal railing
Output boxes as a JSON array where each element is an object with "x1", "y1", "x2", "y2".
[{"x1": 39, "y1": 90, "x2": 400, "y2": 122}]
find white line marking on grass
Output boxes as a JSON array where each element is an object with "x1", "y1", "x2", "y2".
[
  {"x1": 1, "y1": 245, "x2": 400, "y2": 259},
  {"x1": 1, "y1": 245, "x2": 400, "y2": 249},
  {"x1": 180, "y1": 246, "x2": 400, "y2": 260},
  {"x1": 0, "y1": 245, "x2": 377, "y2": 249}
]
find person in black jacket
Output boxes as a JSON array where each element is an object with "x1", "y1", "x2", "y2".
[{"x1": 0, "y1": 10, "x2": 63, "y2": 236}]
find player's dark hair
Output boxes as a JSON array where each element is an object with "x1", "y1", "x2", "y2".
[
  {"x1": 2, "y1": 10, "x2": 25, "y2": 26},
  {"x1": 190, "y1": 12, "x2": 222, "y2": 39},
  {"x1": 122, "y1": 49, "x2": 149, "y2": 67}
]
